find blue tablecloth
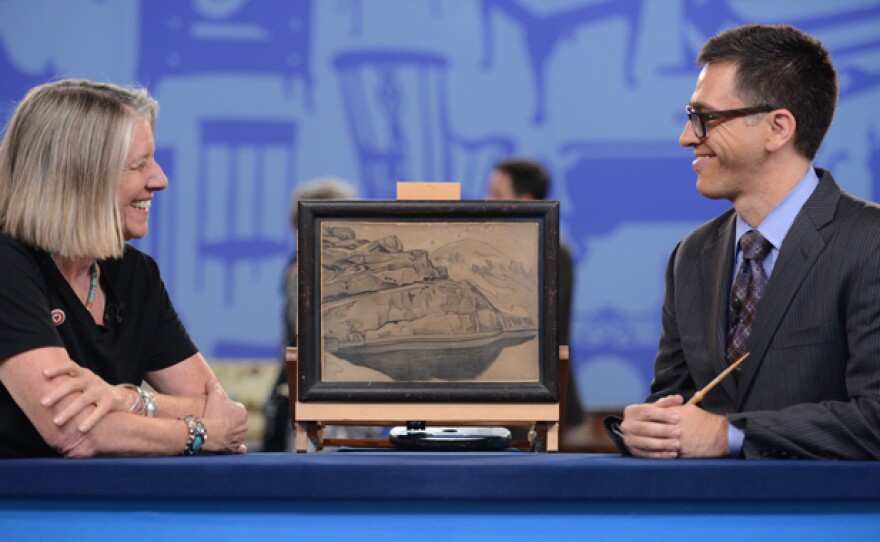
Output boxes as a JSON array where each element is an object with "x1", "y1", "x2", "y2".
[{"x1": 2, "y1": 452, "x2": 879, "y2": 501}]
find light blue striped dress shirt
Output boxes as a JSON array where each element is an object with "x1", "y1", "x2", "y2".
[{"x1": 726, "y1": 167, "x2": 820, "y2": 456}]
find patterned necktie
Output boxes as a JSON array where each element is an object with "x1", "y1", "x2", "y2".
[{"x1": 726, "y1": 230, "x2": 772, "y2": 365}]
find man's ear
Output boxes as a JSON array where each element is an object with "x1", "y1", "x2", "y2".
[{"x1": 765, "y1": 109, "x2": 797, "y2": 153}]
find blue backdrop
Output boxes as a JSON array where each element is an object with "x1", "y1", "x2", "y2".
[{"x1": 2, "y1": 0, "x2": 879, "y2": 409}]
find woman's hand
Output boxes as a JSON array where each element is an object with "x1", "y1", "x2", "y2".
[
  {"x1": 200, "y1": 378, "x2": 249, "y2": 454},
  {"x1": 40, "y1": 361, "x2": 134, "y2": 432}
]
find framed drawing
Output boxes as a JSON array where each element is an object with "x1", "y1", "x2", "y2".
[{"x1": 297, "y1": 200, "x2": 559, "y2": 403}]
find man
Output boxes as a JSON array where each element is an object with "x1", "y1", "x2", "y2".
[
  {"x1": 612, "y1": 24, "x2": 880, "y2": 459},
  {"x1": 487, "y1": 159, "x2": 587, "y2": 438}
]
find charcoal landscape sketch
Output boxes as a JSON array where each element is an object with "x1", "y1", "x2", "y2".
[{"x1": 319, "y1": 221, "x2": 540, "y2": 382}]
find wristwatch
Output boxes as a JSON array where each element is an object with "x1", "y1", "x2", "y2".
[{"x1": 179, "y1": 415, "x2": 207, "y2": 455}]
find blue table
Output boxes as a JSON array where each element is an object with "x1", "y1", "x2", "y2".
[{"x1": 2, "y1": 453, "x2": 879, "y2": 541}]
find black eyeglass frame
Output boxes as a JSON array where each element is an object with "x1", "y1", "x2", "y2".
[{"x1": 686, "y1": 105, "x2": 777, "y2": 139}]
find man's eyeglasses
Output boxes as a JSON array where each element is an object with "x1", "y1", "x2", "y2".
[{"x1": 686, "y1": 105, "x2": 776, "y2": 139}]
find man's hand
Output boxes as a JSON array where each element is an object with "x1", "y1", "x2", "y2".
[
  {"x1": 621, "y1": 394, "x2": 731, "y2": 459},
  {"x1": 620, "y1": 395, "x2": 684, "y2": 458},
  {"x1": 667, "y1": 404, "x2": 729, "y2": 458}
]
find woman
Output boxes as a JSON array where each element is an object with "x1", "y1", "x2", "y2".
[{"x1": 0, "y1": 79, "x2": 248, "y2": 457}]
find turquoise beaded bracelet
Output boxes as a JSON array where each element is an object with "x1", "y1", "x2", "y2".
[{"x1": 179, "y1": 415, "x2": 206, "y2": 455}]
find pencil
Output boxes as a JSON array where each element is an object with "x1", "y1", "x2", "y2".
[{"x1": 686, "y1": 353, "x2": 749, "y2": 405}]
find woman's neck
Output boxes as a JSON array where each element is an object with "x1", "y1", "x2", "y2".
[{"x1": 53, "y1": 255, "x2": 96, "y2": 283}]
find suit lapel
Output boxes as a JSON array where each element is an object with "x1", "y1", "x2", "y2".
[
  {"x1": 734, "y1": 170, "x2": 839, "y2": 407},
  {"x1": 703, "y1": 212, "x2": 737, "y2": 402}
]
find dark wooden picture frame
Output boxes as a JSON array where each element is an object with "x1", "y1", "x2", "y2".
[{"x1": 297, "y1": 200, "x2": 559, "y2": 403}]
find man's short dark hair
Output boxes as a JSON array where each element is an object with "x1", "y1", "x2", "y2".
[
  {"x1": 494, "y1": 158, "x2": 549, "y2": 200},
  {"x1": 698, "y1": 24, "x2": 838, "y2": 160}
]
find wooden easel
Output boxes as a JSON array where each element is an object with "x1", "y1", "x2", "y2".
[
  {"x1": 286, "y1": 347, "x2": 566, "y2": 452},
  {"x1": 288, "y1": 182, "x2": 562, "y2": 452}
]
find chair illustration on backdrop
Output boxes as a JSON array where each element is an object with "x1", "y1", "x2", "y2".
[
  {"x1": 479, "y1": 0, "x2": 643, "y2": 124},
  {"x1": 333, "y1": 50, "x2": 514, "y2": 199},
  {"x1": 196, "y1": 119, "x2": 298, "y2": 306},
  {"x1": 135, "y1": 1, "x2": 313, "y2": 358},
  {"x1": 137, "y1": 0, "x2": 312, "y2": 98}
]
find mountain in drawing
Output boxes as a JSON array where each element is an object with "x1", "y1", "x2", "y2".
[{"x1": 430, "y1": 239, "x2": 536, "y2": 320}]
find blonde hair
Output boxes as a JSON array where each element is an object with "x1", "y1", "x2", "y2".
[{"x1": 0, "y1": 79, "x2": 158, "y2": 259}]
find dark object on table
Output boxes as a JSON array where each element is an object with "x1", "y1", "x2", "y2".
[{"x1": 389, "y1": 426, "x2": 511, "y2": 452}]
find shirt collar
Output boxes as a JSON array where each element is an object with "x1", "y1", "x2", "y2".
[{"x1": 735, "y1": 167, "x2": 820, "y2": 251}]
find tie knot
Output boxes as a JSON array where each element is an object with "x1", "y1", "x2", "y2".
[{"x1": 740, "y1": 230, "x2": 772, "y2": 261}]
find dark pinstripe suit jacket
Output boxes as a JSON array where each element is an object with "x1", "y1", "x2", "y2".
[{"x1": 649, "y1": 169, "x2": 880, "y2": 459}]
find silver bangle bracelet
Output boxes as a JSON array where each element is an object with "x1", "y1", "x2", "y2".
[
  {"x1": 115, "y1": 384, "x2": 158, "y2": 417},
  {"x1": 141, "y1": 388, "x2": 159, "y2": 417},
  {"x1": 116, "y1": 383, "x2": 143, "y2": 413}
]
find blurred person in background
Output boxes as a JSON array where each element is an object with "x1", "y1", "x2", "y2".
[
  {"x1": 262, "y1": 177, "x2": 378, "y2": 451},
  {"x1": 487, "y1": 158, "x2": 588, "y2": 448}
]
